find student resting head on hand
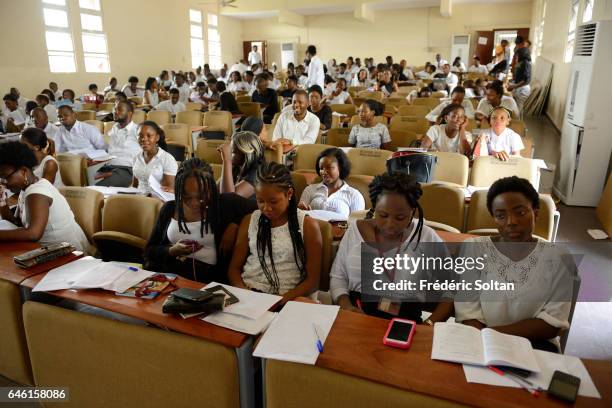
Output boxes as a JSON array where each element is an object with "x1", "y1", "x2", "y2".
[{"x1": 217, "y1": 130, "x2": 266, "y2": 200}]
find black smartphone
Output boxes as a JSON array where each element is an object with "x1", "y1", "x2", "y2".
[
  {"x1": 548, "y1": 370, "x2": 580, "y2": 403},
  {"x1": 205, "y1": 285, "x2": 239, "y2": 306},
  {"x1": 171, "y1": 288, "x2": 213, "y2": 303}
]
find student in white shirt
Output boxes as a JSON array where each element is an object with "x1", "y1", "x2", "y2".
[
  {"x1": 9, "y1": 88, "x2": 27, "y2": 109},
  {"x1": 34, "y1": 94, "x2": 58, "y2": 123},
  {"x1": 2, "y1": 93, "x2": 27, "y2": 131},
  {"x1": 0, "y1": 141, "x2": 88, "y2": 252},
  {"x1": 158, "y1": 70, "x2": 173, "y2": 90},
  {"x1": 122, "y1": 76, "x2": 145, "y2": 98},
  {"x1": 189, "y1": 82, "x2": 208, "y2": 105},
  {"x1": 172, "y1": 73, "x2": 191, "y2": 104},
  {"x1": 323, "y1": 78, "x2": 353, "y2": 105},
  {"x1": 55, "y1": 105, "x2": 106, "y2": 153},
  {"x1": 451, "y1": 57, "x2": 466, "y2": 73},
  {"x1": 272, "y1": 90, "x2": 320, "y2": 146},
  {"x1": 229, "y1": 60, "x2": 249, "y2": 76},
  {"x1": 475, "y1": 107, "x2": 524, "y2": 160},
  {"x1": 416, "y1": 64, "x2": 436, "y2": 80},
  {"x1": 305, "y1": 45, "x2": 325, "y2": 89},
  {"x1": 29, "y1": 107, "x2": 59, "y2": 142},
  {"x1": 294, "y1": 65, "x2": 308, "y2": 89},
  {"x1": 475, "y1": 80, "x2": 520, "y2": 121},
  {"x1": 248, "y1": 45, "x2": 262, "y2": 66},
  {"x1": 329, "y1": 172, "x2": 453, "y2": 323},
  {"x1": 95, "y1": 101, "x2": 141, "y2": 187},
  {"x1": 155, "y1": 88, "x2": 186, "y2": 115},
  {"x1": 56, "y1": 89, "x2": 82, "y2": 112},
  {"x1": 351, "y1": 69, "x2": 371, "y2": 87},
  {"x1": 21, "y1": 127, "x2": 63, "y2": 188},
  {"x1": 425, "y1": 86, "x2": 475, "y2": 123},
  {"x1": 217, "y1": 68, "x2": 229, "y2": 84},
  {"x1": 454, "y1": 177, "x2": 573, "y2": 351},
  {"x1": 298, "y1": 147, "x2": 365, "y2": 218},
  {"x1": 435, "y1": 54, "x2": 449, "y2": 69},
  {"x1": 132, "y1": 121, "x2": 177, "y2": 195},
  {"x1": 103, "y1": 77, "x2": 120, "y2": 94},
  {"x1": 335, "y1": 63, "x2": 352, "y2": 83},
  {"x1": 349, "y1": 100, "x2": 391, "y2": 150},
  {"x1": 49, "y1": 82, "x2": 62, "y2": 101},
  {"x1": 143, "y1": 77, "x2": 160, "y2": 107},
  {"x1": 441, "y1": 64, "x2": 458, "y2": 94},
  {"x1": 468, "y1": 56, "x2": 488, "y2": 75},
  {"x1": 421, "y1": 103, "x2": 472, "y2": 155},
  {"x1": 228, "y1": 71, "x2": 251, "y2": 93}
]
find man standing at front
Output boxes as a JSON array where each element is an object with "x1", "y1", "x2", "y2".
[
  {"x1": 248, "y1": 45, "x2": 262, "y2": 67},
  {"x1": 305, "y1": 45, "x2": 324, "y2": 89}
]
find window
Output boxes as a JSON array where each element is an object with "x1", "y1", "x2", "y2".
[
  {"x1": 42, "y1": 0, "x2": 76, "y2": 72},
  {"x1": 79, "y1": 0, "x2": 109, "y2": 72},
  {"x1": 583, "y1": 0, "x2": 595, "y2": 22},
  {"x1": 564, "y1": 0, "x2": 580, "y2": 63},
  {"x1": 534, "y1": 0, "x2": 547, "y2": 58},
  {"x1": 207, "y1": 13, "x2": 222, "y2": 69},
  {"x1": 190, "y1": 9, "x2": 205, "y2": 69}
]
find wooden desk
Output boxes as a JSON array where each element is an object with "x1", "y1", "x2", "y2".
[
  {"x1": 0, "y1": 242, "x2": 82, "y2": 284},
  {"x1": 314, "y1": 310, "x2": 611, "y2": 408}
]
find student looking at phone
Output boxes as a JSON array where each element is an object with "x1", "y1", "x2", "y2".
[{"x1": 144, "y1": 158, "x2": 257, "y2": 282}]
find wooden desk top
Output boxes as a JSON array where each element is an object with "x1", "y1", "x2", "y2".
[
  {"x1": 21, "y1": 273, "x2": 249, "y2": 349},
  {"x1": 0, "y1": 242, "x2": 82, "y2": 285},
  {"x1": 317, "y1": 310, "x2": 611, "y2": 408}
]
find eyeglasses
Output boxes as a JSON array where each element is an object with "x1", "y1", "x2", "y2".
[{"x1": 0, "y1": 168, "x2": 20, "y2": 185}]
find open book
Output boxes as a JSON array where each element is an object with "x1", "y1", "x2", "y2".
[{"x1": 431, "y1": 322, "x2": 540, "y2": 373}]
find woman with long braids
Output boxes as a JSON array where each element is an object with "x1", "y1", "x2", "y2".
[
  {"x1": 228, "y1": 162, "x2": 322, "y2": 302},
  {"x1": 329, "y1": 172, "x2": 453, "y2": 324},
  {"x1": 144, "y1": 158, "x2": 257, "y2": 282}
]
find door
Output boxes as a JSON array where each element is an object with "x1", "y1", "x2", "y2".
[
  {"x1": 243, "y1": 41, "x2": 267, "y2": 68},
  {"x1": 474, "y1": 31, "x2": 495, "y2": 64}
]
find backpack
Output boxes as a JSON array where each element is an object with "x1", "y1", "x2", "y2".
[{"x1": 386, "y1": 151, "x2": 437, "y2": 183}]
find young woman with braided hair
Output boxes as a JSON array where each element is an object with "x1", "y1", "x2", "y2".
[
  {"x1": 329, "y1": 172, "x2": 453, "y2": 324},
  {"x1": 228, "y1": 162, "x2": 322, "y2": 303},
  {"x1": 144, "y1": 158, "x2": 257, "y2": 282}
]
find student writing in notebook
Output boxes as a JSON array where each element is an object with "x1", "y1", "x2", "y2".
[
  {"x1": 228, "y1": 162, "x2": 322, "y2": 303},
  {"x1": 454, "y1": 177, "x2": 574, "y2": 352}
]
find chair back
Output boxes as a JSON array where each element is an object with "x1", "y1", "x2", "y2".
[
  {"x1": 76, "y1": 110, "x2": 96, "y2": 121},
  {"x1": 146, "y1": 110, "x2": 171, "y2": 126},
  {"x1": 293, "y1": 144, "x2": 335, "y2": 172},
  {"x1": 398, "y1": 105, "x2": 429, "y2": 117},
  {"x1": 162, "y1": 123, "x2": 192, "y2": 155},
  {"x1": 128, "y1": 96, "x2": 143, "y2": 106},
  {"x1": 316, "y1": 219, "x2": 334, "y2": 291},
  {"x1": 596, "y1": 174, "x2": 612, "y2": 236},
  {"x1": 56, "y1": 154, "x2": 87, "y2": 187},
  {"x1": 347, "y1": 148, "x2": 392, "y2": 176},
  {"x1": 264, "y1": 147, "x2": 283, "y2": 164},
  {"x1": 238, "y1": 102, "x2": 262, "y2": 119},
  {"x1": 131, "y1": 110, "x2": 146, "y2": 124},
  {"x1": 98, "y1": 194, "x2": 162, "y2": 246},
  {"x1": 195, "y1": 138, "x2": 224, "y2": 165},
  {"x1": 202, "y1": 110, "x2": 233, "y2": 138},
  {"x1": 236, "y1": 95, "x2": 251, "y2": 103},
  {"x1": 346, "y1": 174, "x2": 373, "y2": 209},
  {"x1": 357, "y1": 91, "x2": 384, "y2": 101},
  {"x1": 470, "y1": 156, "x2": 538, "y2": 188},
  {"x1": 59, "y1": 187, "x2": 104, "y2": 243},
  {"x1": 509, "y1": 119, "x2": 526, "y2": 137},
  {"x1": 388, "y1": 130, "x2": 418, "y2": 151},
  {"x1": 185, "y1": 102, "x2": 203, "y2": 111},
  {"x1": 420, "y1": 184, "x2": 465, "y2": 232},
  {"x1": 98, "y1": 102, "x2": 115, "y2": 112},
  {"x1": 327, "y1": 128, "x2": 351, "y2": 147},
  {"x1": 412, "y1": 98, "x2": 440, "y2": 109},
  {"x1": 389, "y1": 116, "x2": 430, "y2": 134},
  {"x1": 290, "y1": 171, "x2": 308, "y2": 202},
  {"x1": 330, "y1": 104, "x2": 356, "y2": 116},
  {"x1": 176, "y1": 110, "x2": 203, "y2": 126},
  {"x1": 430, "y1": 151, "x2": 469, "y2": 187}
]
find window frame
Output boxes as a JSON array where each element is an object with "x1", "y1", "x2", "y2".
[
  {"x1": 78, "y1": 0, "x2": 110, "y2": 73},
  {"x1": 190, "y1": 8, "x2": 205, "y2": 69},
  {"x1": 207, "y1": 13, "x2": 222, "y2": 70},
  {"x1": 564, "y1": 0, "x2": 580, "y2": 63},
  {"x1": 41, "y1": 0, "x2": 77, "y2": 73}
]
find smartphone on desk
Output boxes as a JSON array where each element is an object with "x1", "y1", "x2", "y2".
[
  {"x1": 171, "y1": 288, "x2": 213, "y2": 303},
  {"x1": 383, "y1": 318, "x2": 416, "y2": 350}
]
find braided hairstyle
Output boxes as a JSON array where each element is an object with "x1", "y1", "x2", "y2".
[
  {"x1": 255, "y1": 162, "x2": 306, "y2": 294},
  {"x1": 366, "y1": 172, "x2": 425, "y2": 245},
  {"x1": 174, "y1": 158, "x2": 220, "y2": 241}
]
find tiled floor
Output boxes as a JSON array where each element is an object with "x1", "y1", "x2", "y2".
[{"x1": 527, "y1": 115, "x2": 612, "y2": 360}]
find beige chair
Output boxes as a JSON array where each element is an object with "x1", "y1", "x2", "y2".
[
  {"x1": 316, "y1": 219, "x2": 334, "y2": 292},
  {"x1": 389, "y1": 116, "x2": 430, "y2": 134},
  {"x1": 59, "y1": 187, "x2": 104, "y2": 244},
  {"x1": 195, "y1": 138, "x2": 224, "y2": 165},
  {"x1": 384, "y1": 97, "x2": 408, "y2": 108},
  {"x1": 412, "y1": 98, "x2": 440, "y2": 109},
  {"x1": 0, "y1": 280, "x2": 33, "y2": 385},
  {"x1": 347, "y1": 148, "x2": 392, "y2": 177},
  {"x1": 98, "y1": 102, "x2": 115, "y2": 112},
  {"x1": 352, "y1": 97, "x2": 365, "y2": 108},
  {"x1": 509, "y1": 119, "x2": 526, "y2": 137},
  {"x1": 398, "y1": 105, "x2": 429, "y2": 118},
  {"x1": 23, "y1": 301, "x2": 240, "y2": 408},
  {"x1": 209, "y1": 163, "x2": 222, "y2": 181},
  {"x1": 470, "y1": 156, "x2": 538, "y2": 188},
  {"x1": 146, "y1": 110, "x2": 172, "y2": 126},
  {"x1": 264, "y1": 147, "x2": 283, "y2": 164},
  {"x1": 84, "y1": 119, "x2": 104, "y2": 134},
  {"x1": 238, "y1": 102, "x2": 262, "y2": 119},
  {"x1": 185, "y1": 102, "x2": 204, "y2": 111},
  {"x1": 128, "y1": 96, "x2": 143, "y2": 106},
  {"x1": 162, "y1": 123, "x2": 193, "y2": 157},
  {"x1": 76, "y1": 110, "x2": 96, "y2": 121},
  {"x1": 466, "y1": 190, "x2": 556, "y2": 241},
  {"x1": 420, "y1": 183, "x2": 466, "y2": 233},
  {"x1": 596, "y1": 174, "x2": 612, "y2": 236},
  {"x1": 132, "y1": 109, "x2": 146, "y2": 124},
  {"x1": 291, "y1": 171, "x2": 309, "y2": 202},
  {"x1": 330, "y1": 104, "x2": 357, "y2": 116},
  {"x1": 388, "y1": 130, "x2": 418, "y2": 151},
  {"x1": 80, "y1": 103, "x2": 97, "y2": 111},
  {"x1": 431, "y1": 91, "x2": 446, "y2": 98},
  {"x1": 327, "y1": 128, "x2": 351, "y2": 147},
  {"x1": 236, "y1": 95, "x2": 251, "y2": 104},
  {"x1": 348, "y1": 115, "x2": 386, "y2": 127},
  {"x1": 203, "y1": 110, "x2": 233, "y2": 138},
  {"x1": 357, "y1": 90, "x2": 384, "y2": 101},
  {"x1": 293, "y1": 144, "x2": 335, "y2": 172},
  {"x1": 56, "y1": 153, "x2": 87, "y2": 187},
  {"x1": 348, "y1": 86, "x2": 366, "y2": 95},
  {"x1": 92, "y1": 194, "x2": 163, "y2": 262},
  {"x1": 176, "y1": 110, "x2": 203, "y2": 126},
  {"x1": 346, "y1": 174, "x2": 373, "y2": 209},
  {"x1": 430, "y1": 151, "x2": 469, "y2": 187}
]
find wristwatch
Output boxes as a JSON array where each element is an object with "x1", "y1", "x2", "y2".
[{"x1": 424, "y1": 318, "x2": 434, "y2": 326}]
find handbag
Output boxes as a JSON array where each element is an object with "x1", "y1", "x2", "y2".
[{"x1": 386, "y1": 151, "x2": 437, "y2": 183}]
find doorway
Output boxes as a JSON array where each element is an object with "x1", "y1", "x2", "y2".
[
  {"x1": 473, "y1": 28, "x2": 529, "y2": 64},
  {"x1": 243, "y1": 41, "x2": 267, "y2": 68}
]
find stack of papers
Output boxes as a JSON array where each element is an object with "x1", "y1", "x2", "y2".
[
  {"x1": 149, "y1": 175, "x2": 175, "y2": 202},
  {"x1": 254, "y1": 301, "x2": 340, "y2": 365},
  {"x1": 306, "y1": 210, "x2": 347, "y2": 222},
  {"x1": 86, "y1": 185, "x2": 142, "y2": 198},
  {"x1": 32, "y1": 256, "x2": 154, "y2": 293}
]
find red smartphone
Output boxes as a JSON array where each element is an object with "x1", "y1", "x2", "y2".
[{"x1": 383, "y1": 318, "x2": 416, "y2": 349}]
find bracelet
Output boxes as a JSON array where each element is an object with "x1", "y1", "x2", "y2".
[{"x1": 424, "y1": 318, "x2": 434, "y2": 326}]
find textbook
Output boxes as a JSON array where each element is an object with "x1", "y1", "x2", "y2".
[{"x1": 431, "y1": 322, "x2": 540, "y2": 373}]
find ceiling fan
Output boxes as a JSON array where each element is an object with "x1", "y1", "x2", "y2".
[{"x1": 198, "y1": 0, "x2": 237, "y2": 7}]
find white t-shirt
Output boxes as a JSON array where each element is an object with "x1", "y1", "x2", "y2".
[
  {"x1": 108, "y1": 121, "x2": 141, "y2": 167},
  {"x1": 248, "y1": 51, "x2": 262, "y2": 65},
  {"x1": 468, "y1": 64, "x2": 488, "y2": 74},
  {"x1": 121, "y1": 86, "x2": 145, "y2": 98},
  {"x1": 155, "y1": 100, "x2": 186, "y2": 115},
  {"x1": 325, "y1": 90, "x2": 351, "y2": 105},
  {"x1": 477, "y1": 127, "x2": 524, "y2": 156},
  {"x1": 445, "y1": 73, "x2": 459, "y2": 93},
  {"x1": 476, "y1": 96, "x2": 520, "y2": 119},
  {"x1": 132, "y1": 147, "x2": 178, "y2": 194},
  {"x1": 272, "y1": 109, "x2": 320, "y2": 145},
  {"x1": 300, "y1": 182, "x2": 365, "y2": 219},
  {"x1": 425, "y1": 124, "x2": 472, "y2": 154},
  {"x1": 228, "y1": 81, "x2": 251, "y2": 93},
  {"x1": 425, "y1": 99, "x2": 475, "y2": 122},
  {"x1": 17, "y1": 178, "x2": 88, "y2": 252},
  {"x1": 55, "y1": 120, "x2": 106, "y2": 153},
  {"x1": 33, "y1": 155, "x2": 64, "y2": 188},
  {"x1": 348, "y1": 123, "x2": 391, "y2": 149}
]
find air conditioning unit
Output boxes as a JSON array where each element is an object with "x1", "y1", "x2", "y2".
[
  {"x1": 450, "y1": 34, "x2": 470, "y2": 65},
  {"x1": 553, "y1": 21, "x2": 612, "y2": 206},
  {"x1": 280, "y1": 42, "x2": 297, "y2": 69}
]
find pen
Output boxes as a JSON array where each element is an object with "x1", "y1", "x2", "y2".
[
  {"x1": 488, "y1": 366, "x2": 540, "y2": 397},
  {"x1": 494, "y1": 366, "x2": 542, "y2": 391},
  {"x1": 312, "y1": 323, "x2": 324, "y2": 353},
  {"x1": 127, "y1": 266, "x2": 138, "y2": 272}
]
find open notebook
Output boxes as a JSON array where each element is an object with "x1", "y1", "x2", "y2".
[{"x1": 431, "y1": 322, "x2": 540, "y2": 373}]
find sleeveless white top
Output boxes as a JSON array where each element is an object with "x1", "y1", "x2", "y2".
[
  {"x1": 33, "y1": 155, "x2": 64, "y2": 188},
  {"x1": 166, "y1": 219, "x2": 217, "y2": 265},
  {"x1": 242, "y1": 209, "x2": 306, "y2": 295}
]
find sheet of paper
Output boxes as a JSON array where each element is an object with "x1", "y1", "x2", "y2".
[
  {"x1": 431, "y1": 322, "x2": 485, "y2": 366},
  {"x1": 203, "y1": 311, "x2": 277, "y2": 335},
  {"x1": 0, "y1": 219, "x2": 18, "y2": 230},
  {"x1": 86, "y1": 185, "x2": 142, "y2": 198},
  {"x1": 478, "y1": 36, "x2": 488, "y2": 45},
  {"x1": 306, "y1": 210, "x2": 347, "y2": 222},
  {"x1": 253, "y1": 301, "x2": 340, "y2": 365},
  {"x1": 102, "y1": 263, "x2": 154, "y2": 293},
  {"x1": 69, "y1": 149, "x2": 112, "y2": 161},
  {"x1": 32, "y1": 256, "x2": 102, "y2": 292},
  {"x1": 203, "y1": 282, "x2": 282, "y2": 320},
  {"x1": 148, "y1": 175, "x2": 175, "y2": 202}
]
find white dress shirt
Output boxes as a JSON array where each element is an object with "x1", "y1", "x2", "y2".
[
  {"x1": 300, "y1": 182, "x2": 365, "y2": 218},
  {"x1": 468, "y1": 64, "x2": 488, "y2": 74},
  {"x1": 445, "y1": 73, "x2": 459, "y2": 93},
  {"x1": 425, "y1": 99, "x2": 475, "y2": 122},
  {"x1": 155, "y1": 100, "x2": 186, "y2": 115},
  {"x1": 476, "y1": 96, "x2": 520, "y2": 119},
  {"x1": 272, "y1": 109, "x2": 320, "y2": 145},
  {"x1": 132, "y1": 148, "x2": 178, "y2": 194},
  {"x1": 42, "y1": 122, "x2": 60, "y2": 141},
  {"x1": 55, "y1": 120, "x2": 106, "y2": 153},
  {"x1": 248, "y1": 51, "x2": 262, "y2": 65},
  {"x1": 107, "y1": 121, "x2": 141, "y2": 167},
  {"x1": 228, "y1": 81, "x2": 251, "y2": 93},
  {"x1": 306, "y1": 55, "x2": 325, "y2": 89}
]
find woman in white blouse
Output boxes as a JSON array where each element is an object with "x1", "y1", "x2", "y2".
[
  {"x1": 350, "y1": 69, "x2": 370, "y2": 87},
  {"x1": 420, "y1": 103, "x2": 472, "y2": 155},
  {"x1": 132, "y1": 121, "x2": 178, "y2": 195},
  {"x1": 0, "y1": 141, "x2": 88, "y2": 251},
  {"x1": 454, "y1": 177, "x2": 574, "y2": 351},
  {"x1": 475, "y1": 107, "x2": 524, "y2": 161},
  {"x1": 227, "y1": 71, "x2": 251, "y2": 93},
  {"x1": 20, "y1": 127, "x2": 63, "y2": 188},
  {"x1": 298, "y1": 148, "x2": 365, "y2": 218},
  {"x1": 143, "y1": 77, "x2": 160, "y2": 107},
  {"x1": 323, "y1": 78, "x2": 353, "y2": 105}
]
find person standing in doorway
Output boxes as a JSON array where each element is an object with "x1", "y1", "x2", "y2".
[{"x1": 248, "y1": 45, "x2": 262, "y2": 67}]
